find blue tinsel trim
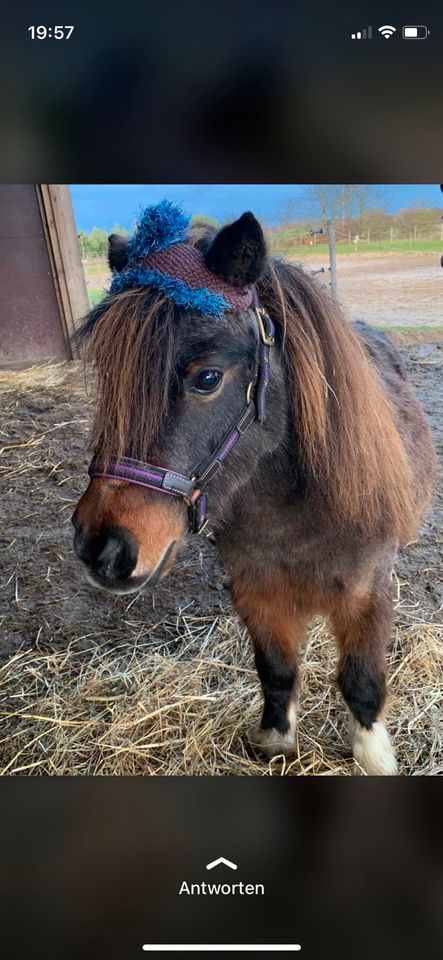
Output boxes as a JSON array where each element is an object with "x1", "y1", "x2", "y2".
[
  {"x1": 110, "y1": 267, "x2": 230, "y2": 317},
  {"x1": 128, "y1": 199, "x2": 189, "y2": 260}
]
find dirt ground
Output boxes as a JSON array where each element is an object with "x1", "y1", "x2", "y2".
[
  {"x1": 86, "y1": 251, "x2": 443, "y2": 328},
  {"x1": 0, "y1": 339, "x2": 442, "y2": 775},
  {"x1": 298, "y1": 251, "x2": 443, "y2": 328}
]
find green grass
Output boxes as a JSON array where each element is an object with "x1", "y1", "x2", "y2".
[
  {"x1": 272, "y1": 239, "x2": 443, "y2": 257},
  {"x1": 85, "y1": 262, "x2": 110, "y2": 276},
  {"x1": 88, "y1": 288, "x2": 106, "y2": 307}
]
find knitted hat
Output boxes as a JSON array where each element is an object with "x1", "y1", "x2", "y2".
[{"x1": 109, "y1": 200, "x2": 253, "y2": 317}]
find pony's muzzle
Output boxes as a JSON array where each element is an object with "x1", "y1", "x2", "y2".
[{"x1": 71, "y1": 478, "x2": 186, "y2": 593}]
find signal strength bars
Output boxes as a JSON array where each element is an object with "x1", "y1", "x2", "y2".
[{"x1": 351, "y1": 26, "x2": 372, "y2": 39}]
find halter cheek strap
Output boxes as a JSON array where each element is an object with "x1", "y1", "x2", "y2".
[{"x1": 88, "y1": 303, "x2": 275, "y2": 535}]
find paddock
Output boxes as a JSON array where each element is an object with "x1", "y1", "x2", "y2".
[{"x1": 0, "y1": 340, "x2": 441, "y2": 775}]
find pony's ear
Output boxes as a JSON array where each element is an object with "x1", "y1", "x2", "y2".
[
  {"x1": 108, "y1": 234, "x2": 129, "y2": 272},
  {"x1": 204, "y1": 212, "x2": 267, "y2": 286}
]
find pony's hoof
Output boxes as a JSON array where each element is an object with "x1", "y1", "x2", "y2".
[
  {"x1": 250, "y1": 725, "x2": 296, "y2": 757},
  {"x1": 250, "y1": 704, "x2": 295, "y2": 757},
  {"x1": 250, "y1": 702, "x2": 297, "y2": 757},
  {"x1": 352, "y1": 720, "x2": 398, "y2": 775}
]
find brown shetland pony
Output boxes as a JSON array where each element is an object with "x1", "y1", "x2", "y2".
[{"x1": 72, "y1": 213, "x2": 436, "y2": 774}]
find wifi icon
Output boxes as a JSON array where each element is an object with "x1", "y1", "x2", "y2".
[{"x1": 378, "y1": 25, "x2": 396, "y2": 38}]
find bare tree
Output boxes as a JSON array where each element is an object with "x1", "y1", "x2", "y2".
[
  {"x1": 302, "y1": 184, "x2": 384, "y2": 232},
  {"x1": 301, "y1": 185, "x2": 342, "y2": 223},
  {"x1": 349, "y1": 185, "x2": 384, "y2": 231},
  {"x1": 342, "y1": 185, "x2": 365, "y2": 227}
]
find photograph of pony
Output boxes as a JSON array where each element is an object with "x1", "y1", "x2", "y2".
[{"x1": 0, "y1": 186, "x2": 440, "y2": 775}]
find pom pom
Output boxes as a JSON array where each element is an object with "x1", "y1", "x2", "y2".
[{"x1": 128, "y1": 200, "x2": 189, "y2": 260}]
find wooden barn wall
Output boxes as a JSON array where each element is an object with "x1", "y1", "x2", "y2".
[{"x1": 0, "y1": 185, "x2": 89, "y2": 369}]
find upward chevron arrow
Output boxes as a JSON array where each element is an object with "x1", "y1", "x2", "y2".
[{"x1": 205, "y1": 857, "x2": 238, "y2": 871}]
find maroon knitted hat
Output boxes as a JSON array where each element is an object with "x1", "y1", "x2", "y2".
[
  {"x1": 143, "y1": 243, "x2": 253, "y2": 312},
  {"x1": 109, "y1": 200, "x2": 254, "y2": 316}
]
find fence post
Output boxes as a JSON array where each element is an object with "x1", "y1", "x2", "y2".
[{"x1": 327, "y1": 221, "x2": 338, "y2": 299}]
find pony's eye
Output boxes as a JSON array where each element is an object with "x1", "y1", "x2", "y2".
[{"x1": 193, "y1": 369, "x2": 223, "y2": 394}]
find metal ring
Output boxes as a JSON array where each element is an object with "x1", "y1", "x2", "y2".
[{"x1": 255, "y1": 307, "x2": 275, "y2": 345}]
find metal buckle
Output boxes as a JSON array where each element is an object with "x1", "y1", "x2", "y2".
[
  {"x1": 245, "y1": 381, "x2": 254, "y2": 405},
  {"x1": 255, "y1": 307, "x2": 275, "y2": 346}
]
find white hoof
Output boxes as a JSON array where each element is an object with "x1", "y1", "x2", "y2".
[
  {"x1": 250, "y1": 703, "x2": 296, "y2": 757},
  {"x1": 352, "y1": 720, "x2": 398, "y2": 775}
]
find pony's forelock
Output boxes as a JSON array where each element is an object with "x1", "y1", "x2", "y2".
[{"x1": 80, "y1": 288, "x2": 177, "y2": 467}]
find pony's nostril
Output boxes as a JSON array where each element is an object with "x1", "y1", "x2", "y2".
[
  {"x1": 74, "y1": 524, "x2": 138, "y2": 584},
  {"x1": 96, "y1": 535, "x2": 122, "y2": 565},
  {"x1": 91, "y1": 526, "x2": 138, "y2": 583},
  {"x1": 95, "y1": 535, "x2": 125, "y2": 577}
]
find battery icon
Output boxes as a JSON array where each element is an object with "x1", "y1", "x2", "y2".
[{"x1": 402, "y1": 25, "x2": 429, "y2": 39}]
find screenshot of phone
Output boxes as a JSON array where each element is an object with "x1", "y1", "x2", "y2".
[{"x1": 0, "y1": 4, "x2": 442, "y2": 959}]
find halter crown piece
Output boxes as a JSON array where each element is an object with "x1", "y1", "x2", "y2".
[{"x1": 89, "y1": 200, "x2": 275, "y2": 534}]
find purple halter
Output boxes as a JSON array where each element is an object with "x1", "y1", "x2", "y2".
[{"x1": 88, "y1": 299, "x2": 275, "y2": 534}]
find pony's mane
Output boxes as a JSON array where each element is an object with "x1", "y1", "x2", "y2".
[{"x1": 257, "y1": 258, "x2": 416, "y2": 541}]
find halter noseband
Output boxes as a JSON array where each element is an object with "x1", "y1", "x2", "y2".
[{"x1": 88, "y1": 302, "x2": 275, "y2": 535}]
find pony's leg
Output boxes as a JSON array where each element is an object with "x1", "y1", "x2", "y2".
[
  {"x1": 331, "y1": 585, "x2": 398, "y2": 775},
  {"x1": 231, "y1": 579, "x2": 307, "y2": 755}
]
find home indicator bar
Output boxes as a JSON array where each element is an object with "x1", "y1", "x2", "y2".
[{"x1": 142, "y1": 946, "x2": 302, "y2": 953}]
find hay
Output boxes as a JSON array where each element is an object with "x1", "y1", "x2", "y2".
[
  {"x1": 0, "y1": 350, "x2": 441, "y2": 776},
  {"x1": 0, "y1": 361, "x2": 80, "y2": 394},
  {"x1": 0, "y1": 614, "x2": 441, "y2": 776}
]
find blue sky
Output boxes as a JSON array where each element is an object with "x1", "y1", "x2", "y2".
[{"x1": 70, "y1": 184, "x2": 441, "y2": 233}]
